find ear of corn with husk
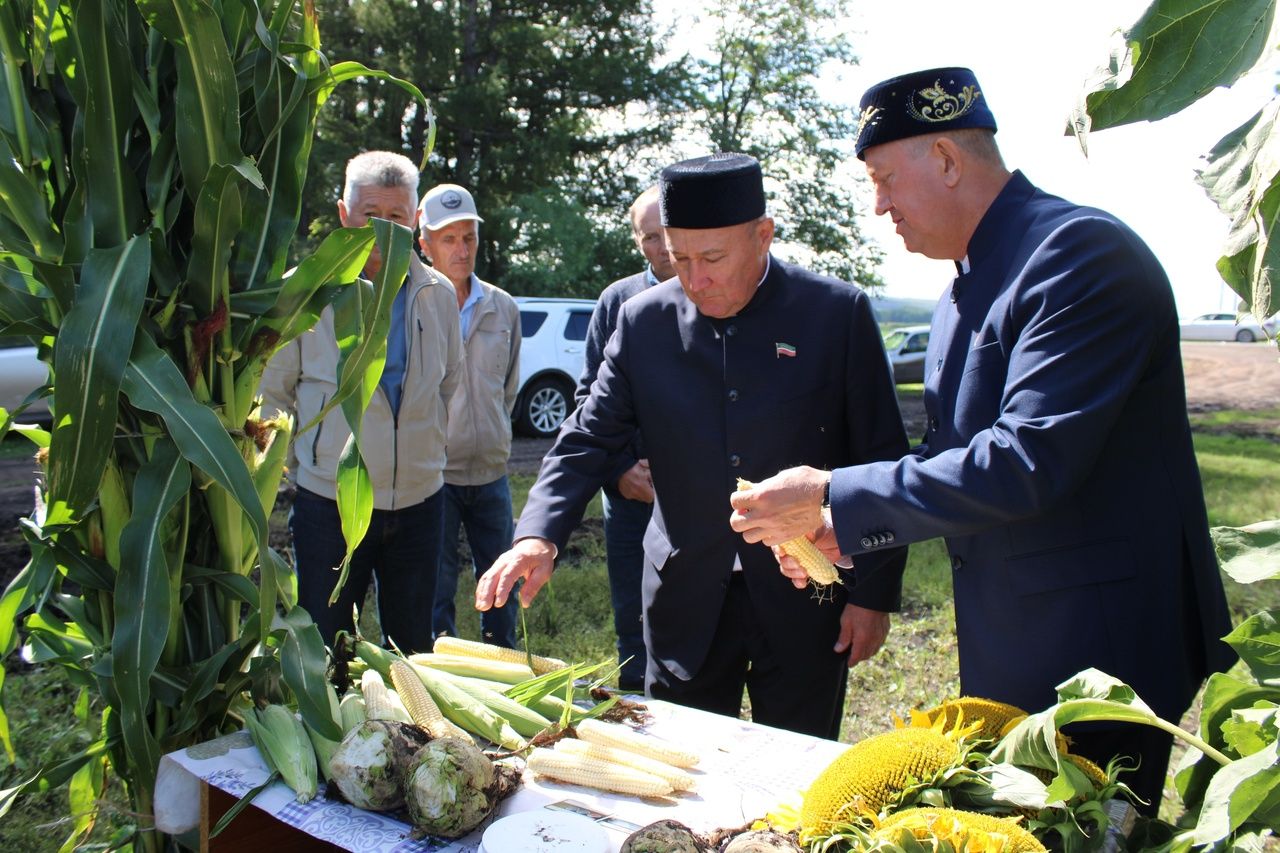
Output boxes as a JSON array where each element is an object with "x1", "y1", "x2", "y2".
[
  {"x1": 246, "y1": 705, "x2": 319, "y2": 803},
  {"x1": 735, "y1": 478, "x2": 839, "y2": 585}
]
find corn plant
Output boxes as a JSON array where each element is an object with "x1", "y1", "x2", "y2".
[{"x1": 0, "y1": 1, "x2": 426, "y2": 848}]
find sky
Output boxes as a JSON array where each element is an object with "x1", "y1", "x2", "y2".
[{"x1": 649, "y1": 0, "x2": 1280, "y2": 319}]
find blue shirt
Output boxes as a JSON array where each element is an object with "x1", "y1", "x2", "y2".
[
  {"x1": 379, "y1": 282, "x2": 408, "y2": 418},
  {"x1": 458, "y1": 274, "x2": 484, "y2": 339}
]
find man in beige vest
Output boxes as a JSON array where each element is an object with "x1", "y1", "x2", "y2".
[{"x1": 419, "y1": 184, "x2": 522, "y2": 647}]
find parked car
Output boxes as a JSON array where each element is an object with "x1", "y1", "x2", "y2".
[
  {"x1": 1179, "y1": 312, "x2": 1276, "y2": 342},
  {"x1": 0, "y1": 341, "x2": 49, "y2": 421},
  {"x1": 882, "y1": 324, "x2": 931, "y2": 384},
  {"x1": 512, "y1": 297, "x2": 596, "y2": 438}
]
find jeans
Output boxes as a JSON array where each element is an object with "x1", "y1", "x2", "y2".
[
  {"x1": 289, "y1": 486, "x2": 443, "y2": 654},
  {"x1": 433, "y1": 477, "x2": 518, "y2": 648},
  {"x1": 602, "y1": 490, "x2": 650, "y2": 688}
]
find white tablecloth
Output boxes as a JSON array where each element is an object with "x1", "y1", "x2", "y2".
[{"x1": 156, "y1": 699, "x2": 848, "y2": 852}]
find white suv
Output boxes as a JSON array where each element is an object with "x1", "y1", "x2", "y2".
[{"x1": 512, "y1": 297, "x2": 596, "y2": 438}]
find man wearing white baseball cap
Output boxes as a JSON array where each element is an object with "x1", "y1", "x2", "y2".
[{"x1": 419, "y1": 183, "x2": 523, "y2": 648}]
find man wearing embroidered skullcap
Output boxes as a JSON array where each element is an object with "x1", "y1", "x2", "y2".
[
  {"x1": 730, "y1": 67, "x2": 1234, "y2": 810},
  {"x1": 475, "y1": 153, "x2": 909, "y2": 738}
]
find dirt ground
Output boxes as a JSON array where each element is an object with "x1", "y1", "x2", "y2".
[{"x1": 0, "y1": 341, "x2": 1275, "y2": 583}]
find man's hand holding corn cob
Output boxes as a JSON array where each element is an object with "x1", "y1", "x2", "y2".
[{"x1": 730, "y1": 464, "x2": 833, "y2": 549}]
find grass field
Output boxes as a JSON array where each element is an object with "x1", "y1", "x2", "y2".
[{"x1": 1, "y1": 411, "x2": 1277, "y2": 849}]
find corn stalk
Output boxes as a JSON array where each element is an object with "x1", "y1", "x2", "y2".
[{"x1": 0, "y1": 1, "x2": 428, "y2": 849}]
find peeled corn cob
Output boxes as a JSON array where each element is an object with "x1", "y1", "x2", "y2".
[
  {"x1": 361, "y1": 669, "x2": 412, "y2": 723},
  {"x1": 433, "y1": 636, "x2": 568, "y2": 675},
  {"x1": 556, "y1": 737, "x2": 695, "y2": 791},
  {"x1": 390, "y1": 658, "x2": 473, "y2": 741},
  {"x1": 409, "y1": 652, "x2": 535, "y2": 684},
  {"x1": 339, "y1": 693, "x2": 366, "y2": 734},
  {"x1": 527, "y1": 747, "x2": 673, "y2": 796},
  {"x1": 575, "y1": 719, "x2": 699, "y2": 768},
  {"x1": 735, "y1": 478, "x2": 839, "y2": 586}
]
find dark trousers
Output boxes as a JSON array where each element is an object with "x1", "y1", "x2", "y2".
[
  {"x1": 602, "y1": 490, "x2": 650, "y2": 689},
  {"x1": 289, "y1": 486, "x2": 443, "y2": 654},
  {"x1": 1066, "y1": 723, "x2": 1174, "y2": 818},
  {"x1": 648, "y1": 572, "x2": 848, "y2": 740},
  {"x1": 433, "y1": 478, "x2": 518, "y2": 648}
]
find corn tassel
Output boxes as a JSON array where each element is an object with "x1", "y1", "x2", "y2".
[
  {"x1": 556, "y1": 737, "x2": 695, "y2": 791},
  {"x1": 735, "y1": 478, "x2": 839, "y2": 585},
  {"x1": 575, "y1": 719, "x2": 699, "y2": 768},
  {"x1": 432, "y1": 636, "x2": 568, "y2": 675},
  {"x1": 527, "y1": 747, "x2": 673, "y2": 797}
]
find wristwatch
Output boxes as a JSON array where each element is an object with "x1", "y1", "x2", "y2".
[{"x1": 821, "y1": 477, "x2": 831, "y2": 508}]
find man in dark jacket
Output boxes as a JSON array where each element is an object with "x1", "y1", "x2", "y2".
[
  {"x1": 731, "y1": 68, "x2": 1235, "y2": 810},
  {"x1": 575, "y1": 185, "x2": 676, "y2": 691},
  {"x1": 476, "y1": 153, "x2": 909, "y2": 739}
]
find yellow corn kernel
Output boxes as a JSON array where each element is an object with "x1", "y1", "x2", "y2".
[
  {"x1": 390, "y1": 658, "x2": 456, "y2": 739},
  {"x1": 360, "y1": 669, "x2": 394, "y2": 721},
  {"x1": 800, "y1": 727, "x2": 961, "y2": 835},
  {"x1": 736, "y1": 478, "x2": 839, "y2": 586},
  {"x1": 555, "y1": 737, "x2": 695, "y2": 791},
  {"x1": 574, "y1": 718, "x2": 699, "y2": 768},
  {"x1": 874, "y1": 808, "x2": 1046, "y2": 852},
  {"x1": 527, "y1": 747, "x2": 673, "y2": 797},
  {"x1": 431, "y1": 636, "x2": 568, "y2": 675}
]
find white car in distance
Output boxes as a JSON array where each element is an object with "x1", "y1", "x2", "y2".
[
  {"x1": 512, "y1": 297, "x2": 596, "y2": 438},
  {"x1": 0, "y1": 341, "x2": 49, "y2": 422},
  {"x1": 1179, "y1": 312, "x2": 1276, "y2": 342}
]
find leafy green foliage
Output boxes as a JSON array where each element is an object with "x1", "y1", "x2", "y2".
[
  {"x1": 1073, "y1": 0, "x2": 1280, "y2": 333},
  {"x1": 0, "y1": 1, "x2": 423, "y2": 848}
]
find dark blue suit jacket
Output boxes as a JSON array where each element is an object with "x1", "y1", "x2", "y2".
[
  {"x1": 516, "y1": 257, "x2": 910, "y2": 682},
  {"x1": 830, "y1": 172, "x2": 1234, "y2": 720}
]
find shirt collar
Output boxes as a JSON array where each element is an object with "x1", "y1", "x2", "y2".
[{"x1": 460, "y1": 274, "x2": 484, "y2": 311}]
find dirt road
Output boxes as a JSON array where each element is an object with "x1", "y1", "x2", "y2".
[{"x1": 0, "y1": 342, "x2": 1275, "y2": 580}]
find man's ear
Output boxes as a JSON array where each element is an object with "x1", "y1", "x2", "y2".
[
  {"x1": 756, "y1": 216, "x2": 776, "y2": 252},
  {"x1": 934, "y1": 137, "x2": 963, "y2": 189},
  {"x1": 418, "y1": 232, "x2": 431, "y2": 262},
  {"x1": 336, "y1": 198, "x2": 350, "y2": 228}
]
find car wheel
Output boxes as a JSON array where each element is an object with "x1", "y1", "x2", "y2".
[
  {"x1": 516, "y1": 376, "x2": 573, "y2": 438},
  {"x1": 1235, "y1": 329, "x2": 1256, "y2": 343}
]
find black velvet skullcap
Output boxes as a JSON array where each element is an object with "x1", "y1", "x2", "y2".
[
  {"x1": 855, "y1": 67, "x2": 996, "y2": 159},
  {"x1": 659, "y1": 153, "x2": 766, "y2": 229}
]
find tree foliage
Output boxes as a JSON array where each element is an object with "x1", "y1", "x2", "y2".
[
  {"x1": 1072, "y1": 0, "x2": 1280, "y2": 333},
  {"x1": 665, "y1": 0, "x2": 883, "y2": 288},
  {"x1": 303, "y1": 0, "x2": 681, "y2": 296}
]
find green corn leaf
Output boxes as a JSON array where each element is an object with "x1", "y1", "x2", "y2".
[
  {"x1": 165, "y1": 641, "x2": 243, "y2": 738},
  {"x1": 46, "y1": 237, "x2": 150, "y2": 526},
  {"x1": 60, "y1": 747, "x2": 106, "y2": 853},
  {"x1": 277, "y1": 606, "x2": 342, "y2": 741},
  {"x1": 187, "y1": 163, "x2": 247, "y2": 318},
  {"x1": 72, "y1": 0, "x2": 142, "y2": 246},
  {"x1": 113, "y1": 439, "x2": 190, "y2": 794},
  {"x1": 326, "y1": 220, "x2": 411, "y2": 603},
  {"x1": 249, "y1": 225, "x2": 373, "y2": 345},
  {"x1": 1069, "y1": 0, "x2": 1276, "y2": 144},
  {"x1": 0, "y1": 150, "x2": 61, "y2": 260},
  {"x1": 135, "y1": 0, "x2": 242, "y2": 197}
]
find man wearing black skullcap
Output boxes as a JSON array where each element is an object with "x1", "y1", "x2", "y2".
[
  {"x1": 476, "y1": 152, "x2": 909, "y2": 738},
  {"x1": 730, "y1": 68, "x2": 1234, "y2": 810}
]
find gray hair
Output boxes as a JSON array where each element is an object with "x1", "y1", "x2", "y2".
[
  {"x1": 342, "y1": 151, "x2": 420, "y2": 206},
  {"x1": 906, "y1": 129, "x2": 1004, "y2": 167}
]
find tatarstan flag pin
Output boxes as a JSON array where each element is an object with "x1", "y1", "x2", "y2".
[{"x1": 776, "y1": 342, "x2": 796, "y2": 358}]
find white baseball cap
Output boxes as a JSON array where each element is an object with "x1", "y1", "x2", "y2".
[{"x1": 419, "y1": 183, "x2": 484, "y2": 230}]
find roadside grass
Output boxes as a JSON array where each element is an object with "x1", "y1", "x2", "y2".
[{"x1": 2, "y1": 411, "x2": 1278, "y2": 849}]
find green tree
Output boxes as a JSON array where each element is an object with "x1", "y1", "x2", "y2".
[
  {"x1": 666, "y1": 0, "x2": 884, "y2": 288},
  {"x1": 302, "y1": 0, "x2": 681, "y2": 297},
  {"x1": 0, "y1": 2, "x2": 420, "y2": 847}
]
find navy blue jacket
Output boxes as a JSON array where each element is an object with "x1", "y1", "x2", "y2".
[
  {"x1": 517, "y1": 257, "x2": 910, "y2": 681},
  {"x1": 830, "y1": 172, "x2": 1235, "y2": 720}
]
